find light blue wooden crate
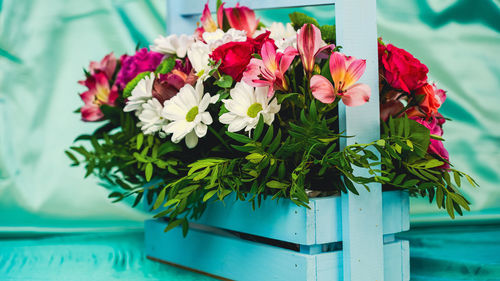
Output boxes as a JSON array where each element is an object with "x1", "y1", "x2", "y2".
[
  {"x1": 144, "y1": 191, "x2": 410, "y2": 281},
  {"x1": 144, "y1": 0, "x2": 410, "y2": 280}
]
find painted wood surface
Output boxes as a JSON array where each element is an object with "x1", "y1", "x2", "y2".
[
  {"x1": 145, "y1": 219, "x2": 409, "y2": 281},
  {"x1": 335, "y1": 0, "x2": 383, "y2": 280},
  {"x1": 145, "y1": 190, "x2": 409, "y2": 246}
]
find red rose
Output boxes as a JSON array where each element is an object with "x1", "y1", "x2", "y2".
[
  {"x1": 380, "y1": 44, "x2": 428, "y2": 93},
  {"x1": 210, "y1": 41, "x2": 255, "y2": 81},
  {"x1": 248, "y1": 31, "x2": 274, "y2": 54},
  {"x1": 415, "y1": 83, "x2": 442, "y2": 116}
]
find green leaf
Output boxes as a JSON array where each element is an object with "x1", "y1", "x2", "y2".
[
  {"x1": 446, "y1": 195, "x2": 455, "y2": 219},
  {"x1": 278, "y1": 162, "x2": 286, "y2": 179},
  {"x1": 424, "y1": 159, "x2": 444, "y2": 169},
  {"x1": 268, "y1": 129, "x2": 282, "y2": 154},
  {"x1": 448, "y1": 192, "x2": 470, "y2": 211},
  {"x1": 214, "y1": 74, "x2": 233, "y2": 88},
  {"x1": 65, "y1": 150, "x2": 79, "y2": 165},
  {"x1": 155, "y1": 56, "x2": 176, "y2": 75},
  {"x1": 203, "y1": 190, "x2": 218, "y2": 202},
  {"x1": 193, "y1": 167, "x2": 211, "y2": 181},
  {"x1": 453, "y1": 171, "x2": 461, "y2": 187},
  {"x1": 153, "y1": 188, "x2": 166, "y2": 210},
  {"x1": 261, "y1": 125, "x2": 274, "y2": 147},
  {"x1": 226, "y1": 131, "x2": 253, "y2": 143},
  {"x1": 246, "y1": 153, "x2": 265, "y2": 164},
  {"x1": 253, "y1": 115, "x2": 265, "y2": 140},
  {"x1": 164, "y1": 219, "x2": 183, "y2": 233},
  {"x1": 266, "y1": 180, "x2": 289, "y2": 189},
  {"x1": 436, "y1": 187, "x2": 444, "y2": 208},
  {"x1": 277, "y1": 92, "x2": 299, "y2": 103},
  {"x1": 136, "y1": 134, "x2": 144, "y2": 150},
  {"x1": 123, "y1": 71, "x2": 151, "y2": 98},
  {"x1": 145, "y1": 162, "x2": 153, "y2": 182},
  {"x1": 343, "y1": 178, "x2": 359, "y2": 195}
]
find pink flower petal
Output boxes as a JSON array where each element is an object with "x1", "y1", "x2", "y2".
[
  {"x1": 344, "y1": 58, "x2": 366, "y2": 89},
  {"x1": 297, "y1": 24, "x2": 323, "y2": 74},
  {"x1": 81, "y1": 104, "x2": 103, "y2": 122},
  {"x1": 279, "y1": 46, "x2": 298, "y2": 75},
  {"x1": 329, "y1": 52, "x2": 346, "y2": 92},
  {"x1": 311, "y1": 75, "x2": 336, "y2": 104},
  {"x1": 341, "y1": 83, "x2": 371, "y2": 107},
  {"x1": 260, "y1": 41, "x2": 277, "y2": 72},
  {"x1": 201, "y1": 2, "x2": 217, "y2": 32}
]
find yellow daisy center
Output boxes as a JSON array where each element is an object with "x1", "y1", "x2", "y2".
[
  {"x1": 185, "y1": 106, "x2": 199, "y2": 122},
  {"x1": 247, "y1": 103, "x2": 263, "y2": 118}
]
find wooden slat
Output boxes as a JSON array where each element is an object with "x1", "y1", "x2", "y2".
[
  {"x1": 336, "y1": 0, "x2": 383, "y2": 279},
  {"x1": 145, "y1": 219, "x2": 322, "y2": 281},
  {"x1": 173, "y1": 0, "x2": 336, "y2": 16},
  {"x1": 383, "y1": 240, "x2": 411, "y2": 281},
  {"x1": 145, "y1": 219, "x2": 409, "y2": 281},
  {"x1": 144, "y1": 190, "x2": 408, "y2": 245}
]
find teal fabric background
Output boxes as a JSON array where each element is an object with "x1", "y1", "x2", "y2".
[{"x1": 0, "y1": 0, "x2": 499, "y2": 232}]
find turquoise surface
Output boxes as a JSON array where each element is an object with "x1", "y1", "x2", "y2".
[{"x1": 0, "y1": 226, "x2": 499, "y2": 280}]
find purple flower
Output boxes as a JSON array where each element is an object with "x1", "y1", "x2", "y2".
[{"x1": 115, "y1": 48, "x2": 164, "y2": 89}]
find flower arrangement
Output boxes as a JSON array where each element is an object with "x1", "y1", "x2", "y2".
[{"x1": 66, "y1": 2, "x2": 477, "y2": 232}]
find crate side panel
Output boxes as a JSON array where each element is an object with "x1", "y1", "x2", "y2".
[
  {"x1": 316, "y1": 252, "x2": 343, "y2": 281},
  {"x1": 383, "y1": 240, "x2": 410, "y2": 281},
  {"x1": 145, "y1": 219, "x2": 316, "y2": 281},
  {"x1": 382, "y1": 190, "x2": 410, "y2": 234},
  {"x1": 194, "y1": 197, "x2": 319, "y2": 245},
  {"x1": 315, "y1": 191, "x2": 410, "y2": 244},
  {"x1": 314, "y1": 196, "x2": 342, "y2": 244}
]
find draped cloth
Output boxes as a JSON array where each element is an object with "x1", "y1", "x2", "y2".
[{"x1": 0, "y1": 0, "x2": 499, "y2": 280}]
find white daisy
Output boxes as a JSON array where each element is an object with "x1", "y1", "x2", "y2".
[
  {"x1": 161, "y1": 80, "x2": 219, "y2": 148},
  {"x1": 150, "y1": 34, "x2": 194, "y2": 58},
  {"x1": 219, "y1": 82, "x2": 280, "y2": 133},
  {"x1": 255, "y1": 23, "x2": 297, "y2": 52},
  {"x1": 202, "y1": 28, "x2": 247, "y2": 50},
  {"x1": 187, "y1": 41, "x2": 211, "y2": 79},
  {"x1": 138, "y1": 98, "x2": 169, "y2": 135},
  {"x1": 123, "y1": 72, "x2": 155, "y2": 115}
]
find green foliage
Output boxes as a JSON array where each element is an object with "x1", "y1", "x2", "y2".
[
  {"x1": 289, "y1": 12, "x2": 319, "y2": 29},
  {"x1": 123, "y1": 71, "x2": 151, "y2": 98},
  {"x1": 289, "y1": 12, "x2": 336, "y2": 43},
  {"x1": 155, "y1": 56, "x2": 176, "y2": 75}
]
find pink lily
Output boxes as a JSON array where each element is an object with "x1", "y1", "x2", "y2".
[
  {"x1": 243, "y1": 41, "x2": 298, "y2": 97},
  {"x1": 218, "y1": 3, "x2": 259, "y2": 37},
  {"x1": 200, "y1": 2, "x2": 217, "y2": 33},
  {"x1": 79, "y1": 72, "x2": 118, "y2": 121},
  {"x1": 310, "y1": 52, "x2": 371, "y2": 107},
  {"x1": 88, "y1": 52, "x2": 117, "y2": 79},
  {"x1": 297, "y1": 23, "x2": 334, "y2": 76}
]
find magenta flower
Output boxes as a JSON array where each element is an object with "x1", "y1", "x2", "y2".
[
  {"x1": 310, "y1": 52, "x2": 371, "y2": 107},
  {"x1": 243, "y1": 41, "x2": 298, "y2": 97},
  {"x1": 115, "y1": 48, "x2": 164, "y2": 89},
  {"x1": 79, "y1": 72, "x2": 118, "y2": 122}
]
